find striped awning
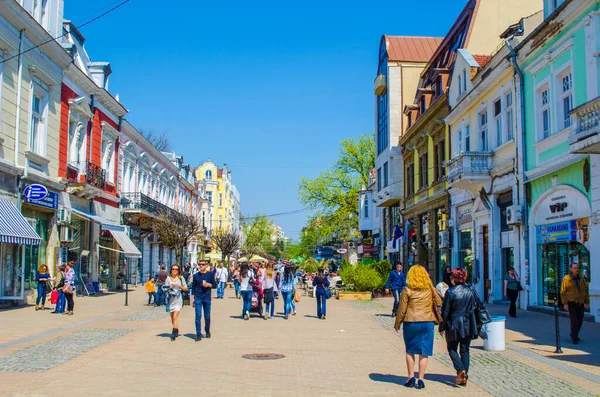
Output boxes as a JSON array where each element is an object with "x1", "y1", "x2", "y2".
[{"x1": 0, "y1": 199, "x2": 42, "y2": 246}]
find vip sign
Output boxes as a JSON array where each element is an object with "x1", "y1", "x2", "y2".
[{"x1": 534, "y1": 187, "x2": 591, "y2": 226}]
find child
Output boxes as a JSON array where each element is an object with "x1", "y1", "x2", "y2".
[{"x1": 145, "y1": 276, "x2": 156, "y2": 305}]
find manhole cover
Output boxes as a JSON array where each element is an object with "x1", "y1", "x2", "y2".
[{"x1": 242, "y1": 353, "x2": 285, "y2": 361}]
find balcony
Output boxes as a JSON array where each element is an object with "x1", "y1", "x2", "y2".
[
  {"x1": 569, "y1": 96, "x2": 600, "y2": 154},
  {"x1": 447, "y1": 152, "x2": 493, "y2": 194},
  {"x1": 121, "y1": 192, "x2": 177, "y2": 219},
  {"x1": 66, "y1": 161, "x2": 106, "y2": 198}
]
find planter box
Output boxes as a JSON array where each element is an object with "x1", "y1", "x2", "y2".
[{"x1": 338, "y1": 291, "x2": 372, "y2": 301}]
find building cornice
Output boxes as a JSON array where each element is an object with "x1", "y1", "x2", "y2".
[{"x1": 400, "y1": 92, "x2": 449, "y2": 146}]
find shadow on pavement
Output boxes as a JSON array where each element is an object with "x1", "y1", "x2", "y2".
[
  {"x1": 303, "y1": 315, "x2": 319, "y2": 319},
  {"x1": 369, "y1": 373, "x2": 456, "y2": 387},
  {"x1": 156, "y1": 333, "x2": 172, "y2": 338},
  {"x1": 375, "y1": 314, "x2": 393, "y2": 317},
  {"x1": 183, "y1": 333, "x2": 197, "y2": 340}
]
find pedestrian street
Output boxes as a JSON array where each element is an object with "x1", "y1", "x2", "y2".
[{"x1": 0, "y1": 288, "x2": 598, "y2": 396}]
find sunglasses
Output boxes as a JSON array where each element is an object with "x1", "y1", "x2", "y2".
[{"x1": 172, "y1": 268, "x2": 180, "y2": 272}]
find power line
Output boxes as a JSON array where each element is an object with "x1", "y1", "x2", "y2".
[
  {"x1": 242, "y1": 208, "x2": 314, "y2": 221},
  {"x1": 1, "y1": 0, "x2": 131, "y2": 65}
]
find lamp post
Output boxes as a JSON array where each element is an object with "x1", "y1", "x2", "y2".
[
  {"x1": 124, "y1": 259, "x2": 129, "y2": 307},
  {"x1": 552, "y1": 245, "x2": 562, "y2": 353}
]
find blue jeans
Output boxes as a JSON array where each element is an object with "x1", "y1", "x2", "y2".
[
  {"x1": 156, "y1": 286, "x2": 165, "y2": 306},
  {"x1": 36, "y1": 284, "x2": 46, "y2": 306},
  {"x1": 147, "y1": 292, "x2": 155, "y2": 305},
  {"x1": 281, "y1": 291, "x2": 293, "y2": 316},
  {"x1": 233, "y1": 280, "x2": 240, "y2": 297},
  {"x1": 217, "y1": 281, "x2": 226, "y2": 298},
  {"x1": 194, "y1": 297, "x2": 211, "y2": 335},
  {"x1": 265, "y1": 301, "x2": 275, "y2": 318},
  {"x1": 316, "y1": 289, "x2": 327, "y2": 317},
  {"x1": 56, "y1": 290, "x2": 66, "y2": 313},
  {"x1": 240, "y1": 290, "x2": 252, "y2": 316},
  {"x1": 392, "y1": 289, "x2": 401, "y2": 314}
]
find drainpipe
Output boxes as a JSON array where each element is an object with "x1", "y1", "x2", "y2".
[
  {"x1": 14, "y1": 30, "x2": 25, "y2": 176},
  {"x1": 506, "y1": 37, "x2": 531, "y2": 298},
  {"x1": 89, "y1": 95, "x2": 95, "y2": 162}
]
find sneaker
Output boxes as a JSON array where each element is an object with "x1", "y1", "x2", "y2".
[
  {"x1": 414, "y1": 380, "x2": 425, "y2": 390},
  {"x1": 195, "y1": 335, "x2": 202, "y2": 342},
  {"x1": 270, "y1": 316, "x2": 274, "y2": 319},
  {"x1": 322, "y1": 315, "x2": 326, "y2": 320},
  {"x1": 263, "y1": 315, "x2": 268, "y2": 320},
  {"x1": 244, "y1": 311, "x2": 250, "y2": 320},
  {"x1": 292, "y1": 311, "x2": 297, "y2": 316}
]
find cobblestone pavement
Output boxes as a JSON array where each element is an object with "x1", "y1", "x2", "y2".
[
  {"x1": 116, "y1": 305, "x2": 169, "y2": 321},
  {"x1": 0, "y1": 328, "x2": 133, "y2": 372},
  {"x1": 352, "y1": 299, "x2": 599, "y2": 396}
]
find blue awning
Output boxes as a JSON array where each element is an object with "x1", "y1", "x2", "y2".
[
  {"x1": 0, "y1": 199, "x2": 41, "y2": 245},
  {"x1": 71, "y1": 208, "x2": 125, "y2": 232}
]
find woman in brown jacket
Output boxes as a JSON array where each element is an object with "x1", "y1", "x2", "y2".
[{"x1": 394, "y1": 264, "x2": 442, "y2": 390}]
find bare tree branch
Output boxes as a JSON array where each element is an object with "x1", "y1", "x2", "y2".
[
  {"x1": 139, "y1": 128, "x2": 172, "y2": 152},
  {"x1": 211, "y1": 230, "x2": 241, "y2": 261}
]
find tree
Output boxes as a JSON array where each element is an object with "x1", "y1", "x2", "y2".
[
  {"x1": 242, "y1": 214, "x2": 274, "y2": 261},
  {"x1": 211, "y1": 230, "x2": 241, "y2": 261},
  {"x1": 140, "y1": 128, "x2": 171, "y2": 151},
  {"x1": 298, "y1": 133, "x2": 375, "y2": 241},
  {"x1": 144, "y1": 211, "x2": 203, "y2": 265}
]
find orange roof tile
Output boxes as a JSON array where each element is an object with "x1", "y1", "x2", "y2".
[
  {"x1": 472, "y1": 55, "x2": 492, "y2": 68},
  {"x1": 384, "y1": 35, "x2": 443, "y2": 62}
]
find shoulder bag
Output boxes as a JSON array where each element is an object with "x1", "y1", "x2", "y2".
[
  {"x1": 469, "y1": 284, "x2": 492, "y2": 325},
  {"x1": 429, "y1": 286, "x2": 443, "y2": 325}
]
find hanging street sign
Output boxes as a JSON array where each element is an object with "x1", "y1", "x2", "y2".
[{"x1": 23, "y1": 184, "x2": 48, "y2": 201}]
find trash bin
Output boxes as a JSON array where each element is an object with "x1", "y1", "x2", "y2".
[{"x1": 483, "y1": 316, "x2": 506, "y2": 351}]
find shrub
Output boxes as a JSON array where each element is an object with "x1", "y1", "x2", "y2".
[
  {"x1": 338, "y1": 263, "x2": 383, "y2": 292},
  {"x1": 370, "y1": 260, "x2": 393, "y2": 289}
]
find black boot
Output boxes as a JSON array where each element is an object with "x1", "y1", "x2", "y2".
[
  {"x1": 175, "y1": 328, "x2": 179, "y2": 338},
  {"x1": 170, "y1": 328, "x2": 176, "y2": 341},
  {"x1": 205, "y1": 319, "x2": 211, "y2": 339}
]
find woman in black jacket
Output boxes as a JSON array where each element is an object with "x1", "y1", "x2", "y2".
[{"x1": 439, "y1": 268, "x2": 479, "y2": 386}]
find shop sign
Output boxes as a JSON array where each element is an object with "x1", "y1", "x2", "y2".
[
  {"x1": 458, "y1": 207, "x2": 472, "y2": 225},
  {"x1": 534, "y1": 188, "x2": 591, "y2": 225},
  {"x1": 23, "y1": 187, "x2": 58, "y2": 210},
  {"x1": 23, "y1": 184, "x2": 48, "y2": 200},
  {"x1": 535, "y1": 219, "x2": 589, "y2": 244},
  {"x1": 362, "y1": 244, "x2": 377, "y2": 253}
]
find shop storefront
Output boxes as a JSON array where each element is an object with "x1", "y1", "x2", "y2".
[
  {"x1": 0, "y1": 200, "x2": 42, "y2": 301},
  {"x1": 532, "y1": 186, "x2": 591, "y2": 309}
]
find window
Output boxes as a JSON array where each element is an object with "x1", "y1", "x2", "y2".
[
  {"x1": 435, "y1": 77, "x2": 442, "y2": 98},
  {"x1": 406, "y1": 164, "x2": 415, "y2": 196},
  {"x1": 101, "y1": 137, "x2": 115, "y2": 183},
  {"x1": 434, "y1": 144, "x2": 439, "y2": 181},
  {"x1": 494, "y1": 99, "x2": 502, "y2": 147},
  {"x1": 205, "y1": 170, "x2": 213, "y2": 180},
  {"x1": 457, "y1": 130, "x2": 463, "y2": 153},
  {"x1": 30, "y1": 92, "x2": 47, "y2": 155},
  {"x1": 439, "y1": 140, "x2": 446, "y2": 180},
  {"x1": 458, "y1": 74, "x2": 463, "y2": 95},
  {"x1": 218, "y1": 215, "x2": 222, "y2": 230},
  {"x1": 462, "y1": 69, "x2": 467, "y2": 93},
  {"x1": 419, "y1": 152, "x2": 428, "y2": 189},
  {"x1": 539, "y1": 86, "x2": 551, "y2": 139},
  {"x1": 560, "y1": 72, "x2": 573, "y2": 129},
  {"x1": 383, "y1": 162, "x2": 389, "y2": 187},
  {"x1": 419, "y1": 96, "x2": 426, "y2": 114},
  {"x1": 465, "y1": 125, "x2": 471, "y2": 152},
  {"x1": 377, "y1": 90, "x2": 389, "y2": 154},
  {"x1": 377, "y1": 167, "x2": 382, "y2": 191},
  {"x1": 219, "y1": 193, "x2": 223, "y2": 207},
  {"x1": 505, "y1": 92, "x2": 514, "y2": 141},
  {"x1": 363, "y1": 195, "x2": 369, "y2": 219},
  {"x1": 207, "y1": 191, "x2": 213, "y2": 202},
  {"x1": 479, "y1": 111, "x2": 488, "y2": 151}
]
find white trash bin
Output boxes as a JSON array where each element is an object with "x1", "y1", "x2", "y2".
[{"x1": 483, "y1": 316, "x2": 506, "y2": 351}]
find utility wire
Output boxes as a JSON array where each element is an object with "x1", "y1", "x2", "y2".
[
  {"x1": 1, "y1": 0, "x2": 131, "y2": 65},
  {"x1": 242, "y1": 208, "x2": 314, "y2": 221}
]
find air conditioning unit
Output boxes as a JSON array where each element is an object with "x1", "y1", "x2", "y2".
[
  {"x1": 59, "y1": 226, "x2": 73, "y2": 242},
  {"x1": 439, "y1": 231, "x2": 450, "y2": 249},
  {"x1": 57, "y1": 207, "x2": 71, "y2": 225},
  {"x1": 506, "y1": 205, "x2": 523, "y2": 225}
]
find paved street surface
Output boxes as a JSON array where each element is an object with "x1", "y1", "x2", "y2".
[{"x1": 0, "y1": 288, "x2": 598, "y2": 396}]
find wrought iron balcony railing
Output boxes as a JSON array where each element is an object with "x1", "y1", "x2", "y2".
[
  {"x1": 67, "y1": 161, "x2": 106, "y2": 190},
  {"x1": 447, "y1": 152, "x2": 493, "y2": 183},
  {"x1": 121, "y1": 192, "x2": 177, "y2": 218}
]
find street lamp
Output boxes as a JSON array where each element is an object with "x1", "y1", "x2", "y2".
[
  {"x1": 124, "y1": 259, "x2": 129, "y2": 307},
  {"x1": 552, "y1": 244, "x2": 562, "y2": 353}
]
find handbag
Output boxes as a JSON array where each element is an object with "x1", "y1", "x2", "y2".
[
  {"x1": 62, "y1": 284, "x2": 74, "y2": 295},
  {"x1": 55, "y1": 272, "x2": 65, "y2": 289},
  {"x1": 45, "y1": 280, "x2": 53, "y2": 294},
  {"x1": 294, "y1": 289, "x2": 301, "y2": 303},
  {"x1": 469, "y1": 284, "x2": 492, "y2": 325},
  {"x1": 325, "y1": 289, "x2": 332, "y2": 300},
  {"x1": 50, "y1": 289, "x2": 58, "y2": 304},
  {"x1": 429, "y1": 286, "x2": 443, "y2": 325},
  {"x1": 263, "y1": 288, "x2": 274, "y2": 304},
  {"x1": 517, "y1": 283, "x2": 524, "y2": 292}
]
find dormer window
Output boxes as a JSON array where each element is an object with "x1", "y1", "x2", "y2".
[
  {"x1": 205, "y1": 170, "x2": 213, "y2": 180},
  {"x1": 407, "y1": 113, "x2": 412, "y2": 129}
]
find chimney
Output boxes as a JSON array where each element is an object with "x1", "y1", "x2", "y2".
[{"x1": 88, "y1": 62, "x2": 112, "y2": 90}]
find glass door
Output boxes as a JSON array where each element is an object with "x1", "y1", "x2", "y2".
[{"x1": 540, "y1": 242, "x2": 589, "y2": 308}]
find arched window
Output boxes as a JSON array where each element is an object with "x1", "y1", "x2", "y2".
[{"x1": 205, "y1": 169, "x2": 213, "y2": 180}]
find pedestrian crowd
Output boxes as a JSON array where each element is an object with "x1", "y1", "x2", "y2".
[
  {"x1": 33, "y1": 261, "x2": 76, "y2": 315},
  {"x1": 145, "y1": 260, "x2": 331, "y2": 342}
]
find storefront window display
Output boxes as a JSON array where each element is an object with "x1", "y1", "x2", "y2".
[
  {"x1": 99, "y1": 230, "x2": 121, "y2": 289},
  {"x1": 459, "y1": 229, "x2": 473, "y2": 270},
  {"x1": 0, "y1": 243, "x2": 21, "y2": 298},
  {"x1": 23, "y1": 218, "x2": 48, "y2": 291},
  {"x1": 537, "y1": 219, "x2": 590, "y2": 309}
]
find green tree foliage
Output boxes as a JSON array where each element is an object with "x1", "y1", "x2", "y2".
[
  {"x1": 242, "y1": 214, "x2": 274, "y2": 261},
  {"x1": 339, "y1": 263, "x2": 383, "y2": 292},
  {"x1": 298, "y1": 134, "x2": 375, "y2": 242},
  {"x1": 370, "y1": 260, "x2": 393, "y2": 289}
]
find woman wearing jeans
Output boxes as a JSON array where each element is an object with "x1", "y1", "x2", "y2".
[
  {"x1": 313, "y1": 267, "x2": 330, "y2": 319},
  {"x1": 261, "y1": 265, "x2": 278, "y2": 319},
  {"x1": 279, "y1": 266, "x2": 295, "y2": 319},
  {"x1": 63, "y1": 262, "x2": 76, "y2": 316},
  {"x1": 35, "y1": 264, "x2": 50, "y2": 311},
  {"x1": 239, "y1": 263, "x2": 254, "y2": 320},
  {"x1": 439, "y1": 268, "x2": 478, "y2": 387},
  {"x1": 52, "y1": 266, "x2": 66, "y2": 314},
  {"x1": 504, "y1": 267, "x2": 520, "y2": 318}
]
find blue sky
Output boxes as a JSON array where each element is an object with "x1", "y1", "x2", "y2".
[{"x1": 64, "y1": 0, "x2": 465, "y2": 240}]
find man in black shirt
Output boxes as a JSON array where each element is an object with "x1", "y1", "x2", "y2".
[{"x1": 192, "y1": 262, "x2": 216, "y2": 341}]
